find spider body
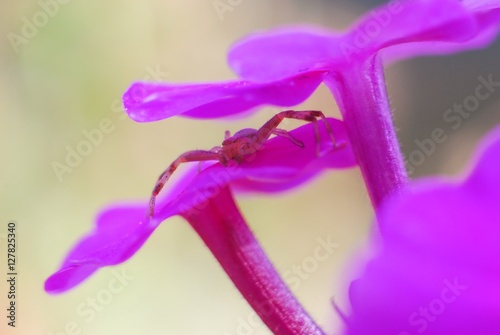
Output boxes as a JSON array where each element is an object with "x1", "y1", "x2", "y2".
[
  {"x1": 220, "y1": 128, "x2": 259, "y2": 162},
  {"x1": 148, "y1": 110, "x2": 337, "y2": 218}
]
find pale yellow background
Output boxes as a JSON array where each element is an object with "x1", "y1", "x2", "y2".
[{"x1": 1, "y1": 1, "x2": 500, "y2": 335}]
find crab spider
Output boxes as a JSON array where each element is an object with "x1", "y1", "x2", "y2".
[{"x1": 148, "y1": 110, "x2": 338, "y2": 218}]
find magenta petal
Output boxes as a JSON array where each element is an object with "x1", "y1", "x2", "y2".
[
  {"x1": 228, "y1": 26, "x2": 342, "y2": 82},
  {"x1": 464, "y1": 0, "x2": 500, "y2": 11},
  {"x1": 380, "y1": 27, "x2": 499, "y2": 63},
  {"x1": 44, "y1": 204, "x2": 155, "y2": 294},
  {"x1": 122, "y1": 72, "x2": 325, "y2": 122},
  {"x1": 346, "y1": 0, "x2": 475, "y2": 52},
  {"x1": 346, "y1": 126, "x2": 500, "y2": 334},
  {"x1": 382, "y1": 2, "x2": 500, "y2": 62},
  {"x1": 228, "y1": 1, "x2": 477, "y2": 82},
  {"x1": 231, "y1": 171, "x2": 321, "y2": 194},
  {"x1": 232, "y1": 118, "x2": 354, "y2": 192}
]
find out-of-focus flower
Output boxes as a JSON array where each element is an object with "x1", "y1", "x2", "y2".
[
  {"x1": 346, "y1": 125, "x2": 500, "y2": 335},
  {"x1": 227, "y1": 0, "x2": 500, "y2": 82},
  {"x1": 45, "y1": 119, "x2": 354, "y2": 334}
]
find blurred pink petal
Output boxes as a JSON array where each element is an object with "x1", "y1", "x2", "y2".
[
  {"x1": 228, "y1": 0, "x2": 499, "y2": 82},
  {"x1": 346, "y1": 125, "x2": 500, "y2": 334},
  {"x1": 228, "y1": 26, "x2": 342, "y2": 83},
  {"x1": 381, "y1": 0, "x2": 500, "y2": 62}
]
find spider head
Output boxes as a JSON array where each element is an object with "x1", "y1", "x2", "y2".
[{"x1": 221, "y1": 128, "x2": 258, "y2": 161}]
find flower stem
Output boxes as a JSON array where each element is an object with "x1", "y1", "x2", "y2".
[
  {"x1": 326, "y1": 56, "x2": 409, "y2": 210},
  {"x1": 182, "y1": 187, "x2": 325, "y2": 335}
]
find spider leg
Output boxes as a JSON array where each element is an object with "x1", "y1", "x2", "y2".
[
  {"x1": 252, "y1": 110, "x2": 338, "y2": 155},
  {"x1": 149, "y1": 150, "x2": 220, "y2": 218},
  {"x1": 315, "y1": 111, "x2": 338, "y2": 149},
  {"x1": 271, "y1": 128, "x2": 304, "y2": 148},
  {"x1": 311, "y1": 118, "x2": 321, "y2": 157},
  {"x1": 197, "y1": 146, "x2": 222, "y2": 173}
]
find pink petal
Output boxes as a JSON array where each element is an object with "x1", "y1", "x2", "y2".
[
  {"x1": 228, "y1": 26, "x2": 342, "y2": 83},
  {"x1": 228, "y1": 0, "x2": 477, "y2": 82},
  {"x1": 348, "y1": 0, "x2": 476, "y2": 52},
  {"x1": 381, "y1": 2, "x2": 500, "y2": 62},
  {"x1": 44, "y1": 204, "x2": 153, "y2": 294},
  {"x1": 346, "y1": 125, "x2": 500, "y2": 334},
  {"x1": 122, "y1": 72, "x2": 325, "y2": 122},
  {"x1": 463, "y1": 0, "x2": 500, "y2": 12},
  {"x1": 380, "y1": 27, "x2": 499, "y2": 63}
]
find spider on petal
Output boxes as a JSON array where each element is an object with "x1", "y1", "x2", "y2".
[{"x1": 148, "y1": 109, "x2": 339, "y2": 218}]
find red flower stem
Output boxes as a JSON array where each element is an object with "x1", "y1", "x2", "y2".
[
  {"x1": 182, "y1": 187, "x2": 325, "y2": 335},
  {"x1": 326, "y1": 56, "x2": 409, "y2": 210}
]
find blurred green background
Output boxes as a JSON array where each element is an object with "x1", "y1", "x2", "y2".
[{"x1": 1, "y1": 1, "x2": 499, "y2": 334}]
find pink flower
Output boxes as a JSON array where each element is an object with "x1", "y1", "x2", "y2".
[
  {"x1": 47, "y1": 1, "x2": 500, "y2": 334},
  {"x1": 123, "y1": 0, "x2": 500, "y2": 208},
  {"x1": 45, "y1": 119, "x2": 355, "y2": 334},
  {"x1": 346, "y1": 125, "x2": 500, "y2": 334},
  {"x1": 125, "y1": 1, "x2": 500, "y2": 121},
  {"x1": 45, "y1": 119, "x2": 353, "y2": 291}
]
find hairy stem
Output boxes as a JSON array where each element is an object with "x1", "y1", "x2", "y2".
[
  {"x1": 326, "y1": 56, "x2": 409, "y2": 212},
  {"x1": 182, "y1": 187, "x2": 325, "y2": 335}
]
